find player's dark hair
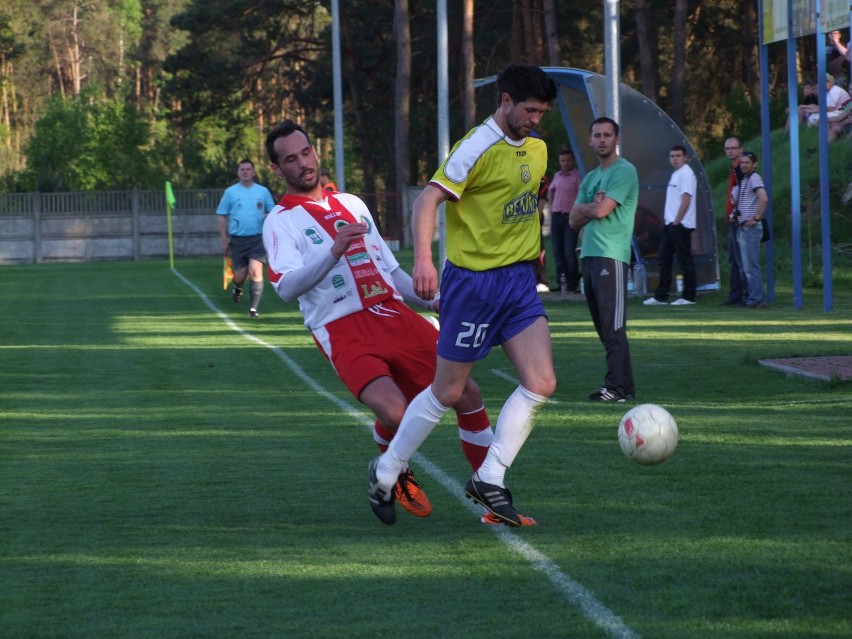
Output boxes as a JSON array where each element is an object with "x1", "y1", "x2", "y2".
[
  {"x1": 589, "y1": 116, "x2": 619, "y2": 136},
  {"x1": 670, "y1": 145, "x2": 687, "y2": 154},
  {"x1": 266, "y1": 119, "x2": 312, "y2": 164},
  {"x1": 238, "y1": 158, "x2": 254, "y2": 168},
  {"x1": 496, "y1": 64, "x2": 558, "y2": 105},
  {"x1": 559, "y1": 149, "x2": 574, "y2": 157}
]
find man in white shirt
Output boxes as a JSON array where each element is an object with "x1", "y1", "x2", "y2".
[
  {"x1": 806, "y1": 74, "x2": 851, "y2": 127},
  {"x1": 644, "y1": 145, "x2": 697, "y2": 306}
]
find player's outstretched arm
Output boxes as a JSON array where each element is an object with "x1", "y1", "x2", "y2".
[{"x1": 410, "y1": 185, "x2": 446, "y2": 300}]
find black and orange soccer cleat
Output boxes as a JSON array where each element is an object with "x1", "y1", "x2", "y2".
[
  {"x1": 394, "y1": 469, "x2": 432, "y2": 518},
  {"x1": 464, "y1": 475, "x2": 521, "y2": 527},
  {"x1": 480, "y1": 511, "x2": 537, "y2": 526}
]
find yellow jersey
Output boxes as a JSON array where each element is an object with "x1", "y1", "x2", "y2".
[{"x1": 429, "y1": 117, "x2": 546, "y2": 271}]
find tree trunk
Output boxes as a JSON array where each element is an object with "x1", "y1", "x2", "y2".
[
  {"x1": 394, "y1": 0, "x2": 411, "y2": 240},
  {"x1": 671, "y1": 0, "x2": 687, "y2": 127},
  {"x1": 341, "y1": 19, "x2": 377, "y2": 219},
  {"x1": 461, "y1": 0, "x2": 475, "y2": 131},
  {"x1": 521, "y1": 0, "x2": 537, "y2": 65},
  {"x1": 633, "y1": 0, "x2": 658, "y2": 103},
  {"x1": 542, "y1": 0, "x2": 561, "y2": 66}
]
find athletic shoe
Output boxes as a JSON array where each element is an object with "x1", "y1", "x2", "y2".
[
  {"x1": 232, "y1": 284, "x2": 243, "y2": 303},
  {"x1": 536, "y1": 283, "x2": 549, "y2": 293},
  {"x1": 368, "y1": 457, "x2": 396, "y2": 525},
  {"x1": 394, "y1": 469, "x2": 432, "y2": 517},
  {"x1": 248, "y1": 308, "x2": 259, "y2": 318},
  {"x1": 671, "y1": 298, "x2": 695, "y2": 306},
  {"x1": 464, "y1": 475, "x2": 521, "y2": 527},
  {"x1": 588, "y1": 387, "x2": 625, "y2": 402},
  {"x1": 481, "y1": 511, "x2": 537, "y2": 526},
  {"x1": 745, "y1": 302, "x2": 765, "y2": 309},
  {"x1": 643, "y1": 297, "x2": 668, "y2": 306}
]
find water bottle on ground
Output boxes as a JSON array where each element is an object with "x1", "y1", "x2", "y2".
[{"x1": 633, "y1": 262, "x2": 647, "y2": 296}]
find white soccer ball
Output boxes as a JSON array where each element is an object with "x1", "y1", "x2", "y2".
[
  {"x1": 423, "y1": 315, "x2": 440, "y2": 331},
  {"x1": 617, "y1": 404, "x2": 678, "y2": 465}
]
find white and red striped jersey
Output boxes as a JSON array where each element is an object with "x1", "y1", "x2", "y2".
[{"x1": 263, "y1": 192, "x2": 402, "y2": 330}]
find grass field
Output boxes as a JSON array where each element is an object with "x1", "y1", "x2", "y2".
[{"x1": 1, "y1": 257, "x2": 850, "y2": 638}]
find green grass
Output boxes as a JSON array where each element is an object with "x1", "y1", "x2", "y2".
[{"x1": 1, "y1": 258, "x2": 851, "y2": 638}]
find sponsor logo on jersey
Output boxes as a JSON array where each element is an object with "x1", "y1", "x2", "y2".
[
  {"x1": 502, "y1": 191, "x2": 538, "y2": 224},
  {"x1": 332, "y1": 274, "x2": 346, "y2": 289},
  {"x1": 346, "y1": 251, "x2": 371, "y2": 266},
  {"x1": 353, "y1": 266, "x2": 380, "y2": 279},
  {"x1": 520, "y1": 164, "x2": 532, "y2": 183},
  {"x1": 361, "y1": 281, "x2": 389, "y2": 298},
  {"x1": 332, "y1": 294, "x2": 347, "y2": 304},
  {"x1": 305, "y1": 227, "x2": 324, "y2": 244}
]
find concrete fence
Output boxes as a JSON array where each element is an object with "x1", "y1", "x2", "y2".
[
  {"x1": 0, "y1": 188, "x2": 412, "y2": 265},
  {"x1": 0, "y1": 189, "x2": 228, "y2": 264}
]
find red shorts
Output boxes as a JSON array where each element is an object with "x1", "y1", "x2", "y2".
[{"x1": 312, "y1": 300, "x2": 438, "y2": 402}]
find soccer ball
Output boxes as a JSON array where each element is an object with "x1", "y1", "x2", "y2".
[{"x1": 617, "y1": 404, "x2": 678, "y2": 465}]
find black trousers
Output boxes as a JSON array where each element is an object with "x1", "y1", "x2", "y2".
[
  {"x1": 550, "y1": 213, "x2": 580, "y2": 291},
  {"x1": 653, "y1": 223, "x2": 696, "y2": 302},
  {"x1": 582, "y1": 256, "x2": 634, "y2": 397}
]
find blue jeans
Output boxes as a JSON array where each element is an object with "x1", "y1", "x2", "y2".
[{"x1": 736, "y1": 224, "x2": 764, "y2": 305}]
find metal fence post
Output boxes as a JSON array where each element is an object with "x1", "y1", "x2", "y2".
[{"x1": 33, "y1": 192, "x2": 42, "y2": 264}]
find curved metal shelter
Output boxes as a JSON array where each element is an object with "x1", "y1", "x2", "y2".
[{"x1": 478, "y1": 67, "x2": 720, "y2": 291}]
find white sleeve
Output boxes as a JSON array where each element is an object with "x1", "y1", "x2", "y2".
[
  {"x1": 276, "y1": 251, "x2": 339, "y2": 302},
  {"x1": 390, "y1": 267, "x2": 435, "y2": 311}
]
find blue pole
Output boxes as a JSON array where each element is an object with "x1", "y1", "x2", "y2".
[
  {"x1": 816, "y1": 0, "x2": 833, "y2": 312},
  {"x1": 787, "y1": 0, "x2": 803, "y2": 309},
  {"x1": 758, "y1": 0, "x2": 774, "y2": 302}
]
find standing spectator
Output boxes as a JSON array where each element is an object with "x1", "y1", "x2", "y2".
[
  {"x1": 643, "y1": 145, "x2": 697, "y2": 306},
  {"x1": 827, "y1": 30, "x2": 850, "y2": 82},
  {"x1": 547, "y1": 149, "x2": 583, "y2": 292},
  {"x1": 319, "y1": 168, "x2": 337, "y2": 192},
  {"x1": 722, "y1": 137, "x2": 746, "y2": 306},
  {"x1": 570, "y1": 117, "x2": 638, "y2": 402},
  {"x1": 368, "y1": 64, "x2": 558, "y2": 527},
  {"x1": 532, "y1": 174, "x2": 551, "y2": 293},
  {"x1": 732, "y1": 151, "x2": 768, "y2": 309},
  {"x1": 216, "y1": 159, "x2": 275, "y2": 318},
  {"x1": 263, "y1": 119, "x2": 500, "y2": 525}
]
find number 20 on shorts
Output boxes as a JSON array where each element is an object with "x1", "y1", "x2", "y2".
[{"x1": 455, "y1": 322, "x2": 490, "y2": 348}]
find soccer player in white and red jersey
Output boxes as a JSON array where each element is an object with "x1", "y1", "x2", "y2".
[
  {"x1": 263, "y1": 119, "x2": 500, "y2": 524},
  {"x1": 369, "y1": 64, "x2": 558, "y2": 527}
]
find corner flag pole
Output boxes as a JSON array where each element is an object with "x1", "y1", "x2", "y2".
[{"x1": 165, "y1": 181, "x2": 176, "y2": 269}]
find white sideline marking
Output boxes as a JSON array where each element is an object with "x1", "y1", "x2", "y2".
[{"x1": 174, "y1": 269, "x2": 638, "y2": 639}]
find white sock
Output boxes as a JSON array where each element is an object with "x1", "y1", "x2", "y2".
[
  {"x1": 375, "y1": 387, "x2": 449, "y2": 491},
  {"x1": 476, "y1": 386, "x2": 546, "y2": 487}
]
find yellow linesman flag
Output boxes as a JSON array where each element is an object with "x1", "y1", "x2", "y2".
[{"x1": 223, "y1": 256, "x2": 234, "y2": 290}]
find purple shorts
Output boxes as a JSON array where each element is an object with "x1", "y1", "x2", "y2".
[{"x1": 437, "y1": 261, "x2": 547, "y2": 362}]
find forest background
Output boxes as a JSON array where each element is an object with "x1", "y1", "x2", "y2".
[{"x1": 0, "y1": 0, "x2": 831, "y2": 200}]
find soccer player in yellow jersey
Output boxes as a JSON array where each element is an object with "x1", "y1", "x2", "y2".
[{"x1": 369, "y1": 64, "x2": 558, "y2": 527}]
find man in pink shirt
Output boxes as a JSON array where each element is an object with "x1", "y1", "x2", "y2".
[{"x1": 547, "y1": 149, "x2": 582, "y2": 292}]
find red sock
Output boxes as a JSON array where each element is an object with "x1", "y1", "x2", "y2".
[
  {"x1": 373, "y1": 420, "x2": 393, "y2": 453},
  {"x1": 456, "y1": 406, "x2": 493, "y2": 471}
]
